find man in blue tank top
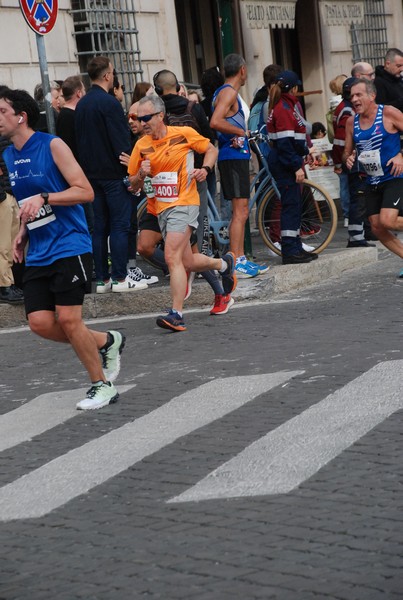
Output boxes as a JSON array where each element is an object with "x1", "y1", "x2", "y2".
[
  {"x1": 210, "y1": 54, "x2": 268, "y2": 279},
  {"x1": 0, "y1": 88, "x2": 126, "y2": 410},
  {"x1": 343, "y1": 79, "x2": 403, "y2": 278}
]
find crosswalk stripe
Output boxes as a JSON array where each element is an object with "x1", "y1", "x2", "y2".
[
  {"x1": 0, "y1": 385, "x2": 136, "y2": 453},
  {"x1": 0, "y1": 371, "x2": 302, "y2": 521},
  {"x1": 168, "y1": 361, "x2": 403, "y2": 503}
]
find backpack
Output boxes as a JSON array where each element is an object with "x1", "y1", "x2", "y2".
[
  {"x1": 166, "y1": 101, "x2": 201, "y2": 133},
  {"x1": 326, "y1": 107, "x2": 336, "y2": 143},
  {"x1": 249, "y1": 100, "x2": 271, "y2": 161},
  {"x1": 248, "y1": 100, "x2": 265, "y2": 134}
]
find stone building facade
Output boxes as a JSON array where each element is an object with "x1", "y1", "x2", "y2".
[{"x1": 0, "y1": 0, "x2": 402, "y2": 122}]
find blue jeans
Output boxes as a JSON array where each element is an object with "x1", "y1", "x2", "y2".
[
  {"x1": 90, "y1": 179, "x2": 132, "y2": 281},
  {"x1": 338, "y1": 170, "x2": 350, "y2": 218}
]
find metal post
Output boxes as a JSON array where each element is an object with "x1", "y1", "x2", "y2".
[{"x1": 36, "y1": 34, "x2": 55, "y2": 134}]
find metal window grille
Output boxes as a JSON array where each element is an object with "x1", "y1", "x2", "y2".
[
  {"x1": 350, "y1": 0, "x2": 388, "y2": 64},
  {"x1": 69, "y1": 0, "x2": 143, "y2": 103}
]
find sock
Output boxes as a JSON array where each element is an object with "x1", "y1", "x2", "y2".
[
  {"x1": 201, "y1": 270, "x2": 224, "y2": 295},
  {"x1": 127, "y1": 259, "x2": 136, "y2": 269},
  {"x1": 173, "y1": 309, "x2": 183, "y2": 318},
  {"x1": 100, "y1": 331, "x2": 114, "y2": 352},
  {"x1": 236, "y1": 255, "x2": 246, "y2": 264},
  {"x1": 149, "y1": 248, "x2": 168, "y2": 273},
  {"x1": 218, "y1": 259, "x2": 227, "y2": 273}
]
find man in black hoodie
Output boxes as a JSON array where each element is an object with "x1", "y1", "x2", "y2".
[{"x1": 374, "y1": 48, "x2": 403, "y2": 112}]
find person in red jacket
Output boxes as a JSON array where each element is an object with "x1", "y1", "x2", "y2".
[
  {"x1": 332, "y1": 77, "x2": 375, "y2": 248},
  {"x1": 267, "y1": 70, "x2": 318, "y2": 264}
]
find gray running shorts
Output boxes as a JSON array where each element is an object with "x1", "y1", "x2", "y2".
[{"x1": 158, "y1": 204, "x2": 199, "y2": 239}]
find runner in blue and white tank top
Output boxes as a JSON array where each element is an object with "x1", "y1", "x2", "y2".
[
  {"x1": 210, "y1": 53, "x2": 268, "y2": 278},
  {"x1": 343, "y1": 78, "x2": 403, "y2": 277},
  {"x1": 353, "y1": 104, "x2": 402, "y2": 185}
]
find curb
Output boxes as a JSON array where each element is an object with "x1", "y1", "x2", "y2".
[{"x1": 0, "y1": 247, "x2": 378, "y2": 328}]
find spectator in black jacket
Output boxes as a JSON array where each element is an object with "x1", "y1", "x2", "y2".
[
  {"x1": 374, "y1": 48, "x2": 403, "y2": 112},
  {"x1": 75, "y1": 56, "x2": 146, "y2": 293}
]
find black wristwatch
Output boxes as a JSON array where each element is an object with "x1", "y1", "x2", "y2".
[
  {"x1": 40, "y1": 192, "x2": 49, "y2": 205},
  {"x1": 201, "y1": 165, "x2": 212, "y2": 175}
]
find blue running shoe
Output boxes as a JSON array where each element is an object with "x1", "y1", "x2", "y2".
[
  {"x1": 156, "y1": 309, "x2": 187, "y2": 332},
  {"x1": 247, "y1": 260, "x2": 270, "y2": 274},
  {"x1": 398, "y1": 268, "x2": 403, "y2": 279},
  {"x1": 235, "y1": 260, "x2": 259, "y2": 278},
  {"x1": 221, "y1": 252, "x2": 237, "y2": 294}
]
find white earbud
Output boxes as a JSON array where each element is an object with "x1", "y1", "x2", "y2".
[{"x1": 18, "y1": 116, "x2": 24, "y2": 124}]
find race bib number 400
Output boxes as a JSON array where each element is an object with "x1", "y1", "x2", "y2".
[
  {"x1": 18, "y1": 195, "x2": 56, "y2": 230},
  {"x1": 358, "y1": 149, "x2": 384, "y2": 177},
  {"x1": 152, "y1": 172, "x2": 178, "y2": 203}
]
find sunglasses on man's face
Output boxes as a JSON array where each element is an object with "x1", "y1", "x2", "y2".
[
  {"x1": 137, "y1": 112, "x2": 160, "y2": 123},
  {"x1": 128, "y1": 113, "x2": 138, "y2": 121}
]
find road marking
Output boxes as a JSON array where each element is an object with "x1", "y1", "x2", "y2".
[
  {"x1": 0, "y1": 385, "x2": 136, "y2": 453},
  {"x1": 169, "y1": 361, "x2": 403, "y2": 503},
  {"x1": 0, "y1": 371, "x2": 302, "y2": 521}
]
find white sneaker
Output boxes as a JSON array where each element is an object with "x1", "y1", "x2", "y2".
[
  {"x1": 302, "y1": 242, "x2": 315, "y2": 252},
  {"x1": 128, "y1": 266, "x2": 158, "y2": 285},
  {"x1": 76, "y1": 381, "x2": 119, "y2": 410},
  {"x1": 344, "y1": 218, "x2": 349, "y2": 228},
  {"x1": 96, "y1": 279, "x2": 112, "y2": 294},
  {"x1": 268, "y1": 241, "x2": 282, "y2": 257},
  {"x1": 112, "y1": 276, "x2": 147, "y2": 292},
  {"x1": 100, "y1": 330, "x2": 126, "y2": 382}
]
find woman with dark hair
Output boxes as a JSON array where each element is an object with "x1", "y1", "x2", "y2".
[
  {"x1": 200, "y1": 66, "x2": 224, "y2": 119},
  {"x1": 131, "y1": 81, "x2": 153, "y2": 104},
  {"x1": 267, "y1": 70, "x2": 318, "y2": 265}
]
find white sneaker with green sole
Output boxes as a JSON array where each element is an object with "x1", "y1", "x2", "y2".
[{"x1": 76, "y1": 381, "x2": 119, "y2": 410}]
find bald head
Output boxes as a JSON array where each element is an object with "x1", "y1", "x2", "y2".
[
  {"x1": 153, "y1": 70, "x2": 179, "y2": 95},
  {"x1": 351, "y1": 62, "x2": 375, "y2": 80}
]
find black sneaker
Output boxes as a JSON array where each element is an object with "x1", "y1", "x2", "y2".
[
  {"x1": 301, "y1": 249, "x2": 318, "y2": 260},
  {"x1": 221, "y1": 252, "x2": 237, "y2": 294},
  {"x1": 0, "y1": 286, "x2": 24, "y2": 305},
  {"x1": 347, "y1": 240, "x2": 376, "y2": 248},
  {"x1": 156, "y1": 309, "x2": 187, "y2": 332},
  {"x1": 282, "y1": 253, "x2": 315, "y2": 265}
]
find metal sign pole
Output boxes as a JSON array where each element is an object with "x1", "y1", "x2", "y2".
[{"x1": 36, "y1": 33, "x2": 55, "y2": 134}]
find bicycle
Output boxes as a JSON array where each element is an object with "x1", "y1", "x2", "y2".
[
  {"x1": 208, "y1": 132, "x2": 337, "y2": 256},
  {"x1": 137, "y1": 133, "x2": 337, "y2": 257}
]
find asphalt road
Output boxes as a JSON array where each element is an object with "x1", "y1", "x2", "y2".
[{"x1": 0, "y1": 251, "x2": 402, "y2": 599}]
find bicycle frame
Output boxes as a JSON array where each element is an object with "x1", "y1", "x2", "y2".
[{"x1": 208, "y1": 133, "x2": 280, "y2": 249}]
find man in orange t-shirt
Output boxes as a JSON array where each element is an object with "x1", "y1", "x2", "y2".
[{"x1": 128, "y1": 95, "x2": 236, "y2": 332}]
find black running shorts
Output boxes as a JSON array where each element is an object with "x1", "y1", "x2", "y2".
[
  {"x1": 139, "y1": 209, "x2": 161, "y2": 233},
  {"x1": 218, "y1": 159, "x2": 250, "y2": 199},
  {"x1": 365, "y1": 178, "x2": 403, "y2": 216},
  {"x1": 23, "y1": 253, "x2": 93, "y2": 315}
]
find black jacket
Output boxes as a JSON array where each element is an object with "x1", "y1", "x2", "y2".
[
  {"x1": 161, "y1": 94, "x2": 214, "y2": 167},
  {"x1": 75, "y1": 84, "x2": 131, "y2": 180},
  {"x1": 374, "y1": 65, "x2": 403, "y2": 111}
]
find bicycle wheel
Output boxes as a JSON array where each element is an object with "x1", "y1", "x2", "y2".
[{"x1": 257, "y1": 180, "x2": 338, "y2": 255}]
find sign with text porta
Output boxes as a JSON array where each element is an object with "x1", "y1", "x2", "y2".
[{"x1": 19, "y1": 0, "x2": 58, "y2": 35}]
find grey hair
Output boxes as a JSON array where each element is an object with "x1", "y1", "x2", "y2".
[
  {"x1": 139, "y1": 94, "x2": 166, "y2": 115},
  {"x1": 351, "y1": 78, "x2": 377, "y2": 95},
  {"x1": 224, "y1": 54, "x2": 246, "y2": 78}
]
